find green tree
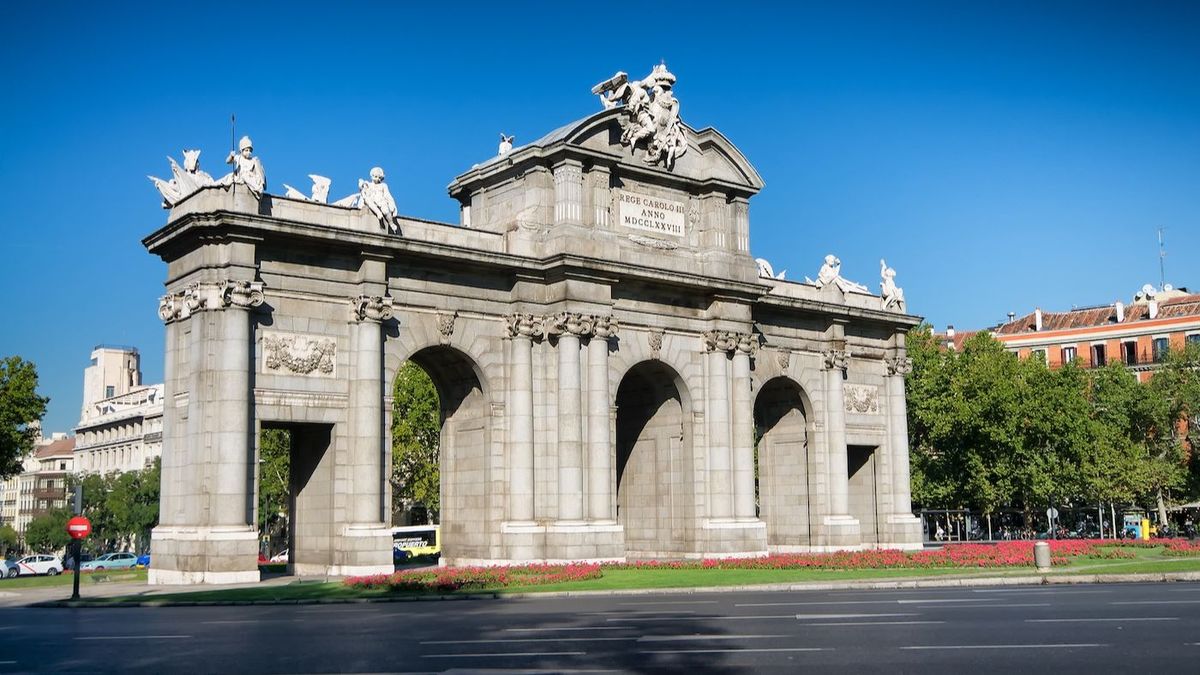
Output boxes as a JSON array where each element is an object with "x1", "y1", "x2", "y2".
[
  {"x1": 258, "y1": 428, "x2": 290, "y2": 551},
  {"x1": 1147, "y1": 341, "x2": 1200, "y2": 515},
  {"x1": 0, "y1": 356, "x2": 50, "y2": 479},
  {"x1": 24, "y1": 508, "x2": 71, "y2": 553},
  {"x1": 391, "y1": 361, "x2": 440, "y2": 524},
  {"x1": 0, "y1": 524, "x2": 18, "y2": 556},
  {"x1": 1082, "y1": 363, "x2": 1155, "y2": 508}
]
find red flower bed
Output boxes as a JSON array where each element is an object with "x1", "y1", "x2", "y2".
[
  {"x1": 1163, "y1": 540, "x2": 1200, "y2": 556},
  {"x1": 344, "y1": 562, "x2": 602, "y2": 592}
]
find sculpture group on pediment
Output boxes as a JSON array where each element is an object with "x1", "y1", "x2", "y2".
[
  {"x1": 593, "y1": 63, "x2": 688, "y2": 170},
  {"x1": 283, "y1": 174, "x2": 331, "y2": 203},
  {"x1": 333, "y1": 167, "x2": 400, "y2": 233}
]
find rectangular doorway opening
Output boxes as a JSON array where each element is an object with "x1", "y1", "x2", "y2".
[
  {"x1": 847, "y1": 445, "x2": 880, "y2": 544},
  {"x1": 258, "y1": 423, "x2": 333, "y2": 574}
]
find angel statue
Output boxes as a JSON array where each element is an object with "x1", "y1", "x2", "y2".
[
  {"x1": 498, "y1": 133, "x2": 515, "y2": 156},
  {"x1": 358, "y1": 166, "x2": 400, "y2": 233},
  {"x1": 807, "y1": 254, "x2": 869, "y2": 293},
  {"x1": 592, "y1": 63, "x2": 689, "y2": 169}
]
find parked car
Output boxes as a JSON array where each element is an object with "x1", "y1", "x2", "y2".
[
  {"x1": 63, "y1": 552, "x2": 95, "y2": 571},
  {"x1": 1, "y1": 559, "x2": 18, "y2": 579},
  {"x1": 79, "y1": 552, "x2": 139, "y2": 572},
  {"x1": 136, "y1": 554, "x2": 150, "y2": 568},
  {"x1": 269, "y1": 549, "x2": 288, "y2": 563},
  {"x1": 14, "y1": 554, "x2": 63, "y2": 576}
]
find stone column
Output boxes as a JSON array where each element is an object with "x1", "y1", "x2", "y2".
[
  {"x1": 552, "y1": 313, "x2": 590, "y2": 521},
  {"x1": 588, "y1": 316, "x2": 618, "y2": 522},
  {"x1": 704, "y1": 330, "x2": 735, "y2": 520},
  {"x1": 347, "y1": 295, "x2": 392, "y2": 525},
  {"x1": 823, "y1": 347, "x2": 851, "y2": 519},
  {"x1": 505, "y1": 314, "x2": 543, "y2": 523},
  {"x1": 731, "y1": 333, "x2": 756, "y2": 520},
  {"x1": 208, "y1": 281, "x2": 262, "y2": 528}
]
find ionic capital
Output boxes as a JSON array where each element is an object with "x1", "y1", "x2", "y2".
[
  {"x1": 218, "y1": 280, "x2": 265, "y2": 310},
  {"x1": 158, "y1": 279, "x2": 262, "y2": 323},
  {"x1": 822, "y1": 349, "x2": 851, "y2": 371},
  {"x1": 505, "y1": 313, "x2": 545, "y2": 340},
  {"x1": 349, "y1": 295, "x2": 393, "y2": 323},
  {"x1": 546, "y1": 312, "x2": 595, "y2": 339},
  {"x1": 592, "y1": 315, "x2": 620, "y2": 340},
  {"x1": 886, "y1": 356, "x2": 913, "y2": 376},
  {"x1": 703, "y1": 329, "x2": 745, "y2": 355}
]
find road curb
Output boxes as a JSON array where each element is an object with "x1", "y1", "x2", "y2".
[{"x1": 29, "y1": 570, "x2": 1200, "y2": 608}]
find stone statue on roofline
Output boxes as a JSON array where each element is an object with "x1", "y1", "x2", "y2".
[
  {"x1": 498, "y1": 133, "x2": 514, "y2": 156},
  {"x1": 592, "y1": 62, "x2": 689, "y2": 170},
  {"x1": 807, "y1": 254, "x2": 869, "y2": 294},
  {"x1": 217, "y1": 135, "x2": 266, "y2": 199},
  {"x1": 357, "y1": 166, "x2": 400, "y2": 233},
  {"x1": 880, "y1": 258, "x2": 905, "y2": 310},
  {"x1": 148, "y1": 149, "x2": 217, "y2": 208},
  {"x1": 283, "y1": 174, "x2": 332, "y2": 203}
]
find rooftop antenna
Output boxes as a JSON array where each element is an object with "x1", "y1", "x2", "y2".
[
  {"x1": 230, "y1": 113, "x2": 236, "y2": 156},
  {"x1": 1158, "y1": 227, "x2": 1167, "y2": 291}
]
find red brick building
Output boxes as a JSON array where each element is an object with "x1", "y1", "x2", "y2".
[{"x1": 989, "y1": 286, "x2": 1200, "y2": 382}]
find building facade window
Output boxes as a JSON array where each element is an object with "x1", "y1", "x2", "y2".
[
  {"x1": 1031, "y1": 349, "x2": 1047, "y2": 363},
  {"x1": 1091, "y1": 344, "x2": 1106, "y2": 367},
  {"x1": 1061, "y1": 346, "x2": 1077, "y2": 364},
  {"x1": 1187, "y1": 333, "x2": 1200, "y2": 347},
  {"x1": 1122, "y1": 341, "x2": 1138, "y2": 365},
  {"x1": 105, "y1": 385, "x2": 115, "y2": 398},
  {"x1": 1153, "y1": 337, "x2": 1170, "y2": 362}
]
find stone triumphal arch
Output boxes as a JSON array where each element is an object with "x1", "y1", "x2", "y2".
[{"x1": 145, "y1": 67, "x2": 922, "y2": 584}]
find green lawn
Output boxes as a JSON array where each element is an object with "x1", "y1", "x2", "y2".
[
  {"x1": 64, "y1": 545, "x2": 1200, "y2": 605},
  {"x1": 2, "y1": 569, "x2": 147, "y2": 589}
]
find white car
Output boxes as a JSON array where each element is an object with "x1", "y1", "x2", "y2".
[
  {"x1": 268, "y1": 550, "x2": 288, "y2": 563},
  {"x1": 14, "y1": 554, "x2": 63, "y2": 576}
]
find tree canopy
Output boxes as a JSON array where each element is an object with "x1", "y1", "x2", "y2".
[
  {"x1": 0, "y1": 356, "x2": 50, "y2": 480},
  {"x1": 907, "y1": 326, "x2": 1197, "y2": 516},
  {"x1": 391, "y1": 361, "x2": 440, "y2": 524}
]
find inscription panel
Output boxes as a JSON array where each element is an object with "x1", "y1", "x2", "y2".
[{"x1": 616, "y1": 189, "x2": 685, "y2": 237}]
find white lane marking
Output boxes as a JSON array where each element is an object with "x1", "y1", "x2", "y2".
[
  {"x1": 972, "y1": 588, "x2": 1109, "y2": 594},
  {"x1": 797, "y1": 613, "x2": 917, "y2": 620},
  {"x1": 911, "y1": 603, "x2": 1052, "y2": 609},
  {"x1": 1113, "y1": 600, "x2": 1200, "y2": 605},
  {"x1": 804, "y1": 620, "x2": 945, "y2": 626},
  {"x1": 1027, "y1": 617, "x2": 1178, "y2": 623},
  {"x1": 640, "y1": 647, "x2": 829, "y2": 654},
  {"x1": 584, "y1": 609, "x2": 699, "y2": 615},
  {"x1": 423, "y1": 637, "x2": 633, "y2": 645},
  {"x1": 423, "y1": 651, "x2": 585, "y2": 658},
  {"x1": 637, "y1": 634, "x2": 786, "y2": 642},
  {"x1": 902, "y1": 643, "x2": 1106, "y2": 650},
  {"x1": 75, "y1": 635, "x2": 191, "y2": 641},
  {"x1": 0, "y1": 661, "x2": 15, "y2": 665},
  {"x1": 897, "y1": 598, "x2": 997, "y2": 604},
  {"x1": 616, "y1": 600, "x2": 718, "y2": 605},
  {"x1": 738, "y1": 600, "x2": 899, "y2": 607},
  {"x1": 606, "y1": 614, "x2": 794, "y2": 622},
  {"x1": 505, "y1": 626, "x2": 627, "y2": 633}
]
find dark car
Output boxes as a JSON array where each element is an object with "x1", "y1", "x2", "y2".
[{"x1": 63, "y1": 553, "x2": 95, "y2": 571}]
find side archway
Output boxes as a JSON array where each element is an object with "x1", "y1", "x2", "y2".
[
  {"x1": 614, "y1": 360, "x2": 695, "y2": 557},
  {"x1": 754, "y1": 376, "x2": 814, "y2": 549},
  {"x1": 400, "y1": 345, "x2": 490, "y2": 563}
]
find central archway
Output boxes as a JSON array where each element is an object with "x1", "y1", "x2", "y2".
[{"x1": 614, "y1": 360, "x2": 694, "y2": 558}]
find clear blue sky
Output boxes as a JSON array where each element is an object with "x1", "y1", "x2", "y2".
[{"x1": 2, "y1": 2, "x2": 1197, "y2": 434}]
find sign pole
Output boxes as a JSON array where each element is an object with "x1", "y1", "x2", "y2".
[{"x1": 70, "y1": 538, "x2": 81, "y2": 601}]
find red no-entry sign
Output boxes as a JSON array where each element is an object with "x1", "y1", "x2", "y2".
[{"x1": 66, "y1": 515, "x2": 92, "y2": 540}]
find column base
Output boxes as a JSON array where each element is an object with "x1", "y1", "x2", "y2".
[
  {"x1": 148, "y1": 525, "x2": 260, "y2": 585},
  {"x1": 880, "y1": 513, "x2": 924, "y2": 550},
  {"x1": 488, "y1": 521, "x2": 626, "y2": 563},
  {"x1": 815, "y1": 515, "x2": 862, "y2": 549},
  {"x1": 326, "y1": 524, "x2": 393, "y2": 577},
  {"x1": 698, "y1": 518, "x2": 768, "y2": 558}
]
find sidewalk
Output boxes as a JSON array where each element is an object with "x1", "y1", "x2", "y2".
[{"x1": 18, "y1": 569, "x2": 1200, "y2": 609}]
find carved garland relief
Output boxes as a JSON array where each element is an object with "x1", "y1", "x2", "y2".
[
  {"x1": 261, "y1": 331, "x2": 336, "y2": 378},
  {"x1": 843, "y1": 384, "x2": 880, "y2": 414}
]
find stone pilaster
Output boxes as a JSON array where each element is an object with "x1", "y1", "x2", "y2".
[
  {"x1": 587, "y1": 316, "x2": 618, "y2": 522},
  {"x1": 731, "y1": 333, "x2": 756, "y2": 520},
  {"x1": 818, "y1": 344, "x2": 861, "y2": 546},
  {"x1": 553, "y1": 159, "x2": 584, "y2": 226},
  {"x1": 884, "y1": 355, "x2": 922, "y2": 548}
]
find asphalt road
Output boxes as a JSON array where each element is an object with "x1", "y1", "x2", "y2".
[{"x1": 3, "y1": 582, "x2": 1200, "y2": 673}]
